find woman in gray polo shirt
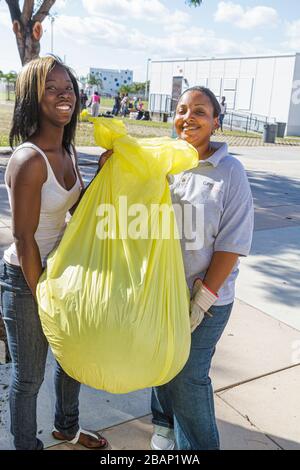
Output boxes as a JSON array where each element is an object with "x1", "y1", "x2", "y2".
[{"x1": 151, "y1": 86, "x2": 254, "y2": 450}]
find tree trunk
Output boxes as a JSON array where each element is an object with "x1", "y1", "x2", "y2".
[
  {"x1": 13, "y1": 20, "x2": 41, "y2": 65},
  {"x1": 6, "y1": 0, "x2": 56, "y2": 66}
]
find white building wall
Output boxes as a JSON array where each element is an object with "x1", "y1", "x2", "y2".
[
  {"x1": 149, "y1": 62, "x2": 163, "y2": 94},
  {"x1": 160, "y1": 62, "x2": 173, "y2": 94},
  {"x1": 196, "y1": 60, "x2": 210, "y2": 83},
  {"x1": 149, "y1": 54, "x2": 298, "y2": 134},
  {"x1": 269, "y1": 57, "x2": 295, "y2": 123},
  {"x1": 251, "y1": 57, "x2": 275, "y2": 118},
  {"x1": 287, "y1": 53, "x2": 300, "y2": 136},
  {"x1": 183, "y1": 61, "x2": 198, "y2": 87}
]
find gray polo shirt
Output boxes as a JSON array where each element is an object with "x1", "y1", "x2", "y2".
[{"x1": 169, "y1": 141, "x2": 254, "y2": 306}]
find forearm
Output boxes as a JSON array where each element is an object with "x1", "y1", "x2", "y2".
[
  {"x1": 15, "y1": 237, "x2": 43, "y2": 298},
  {"x1": 203, "y1": 251, "x2": 239, "y2": 294}
]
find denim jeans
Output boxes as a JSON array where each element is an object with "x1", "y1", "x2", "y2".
[
  {"x1": 0, "y1": 259, "x2": 81, "y2": 450},
  {"x1": 151, "y1": 302, "x2": 233, "y2": 450},
  {"x1": 219, "y1": 114, "x2": 225, "y2": 130}
]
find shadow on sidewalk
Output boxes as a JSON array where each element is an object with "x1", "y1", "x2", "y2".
[{"x1": 247, "y1": 170, "x2": 300, "y2": 209}]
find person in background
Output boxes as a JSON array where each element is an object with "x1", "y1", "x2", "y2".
[
  {"x1": 79, "y1": 89, "x2": 88, "y2": 112},
  {"x1": 137, "y1": 98, "x2": 144, "y2": 111},
  {"x1": 219, "y1": 96, "x2": 227, "y2": 132},
  {"x1": 120, "y1": 93, "x2": 129, "y2": 117},
  {"x1": 112, "y1": 92, "x2": 121, "y2": 116},
  {"x1": 88, "y1": 91, "x2": 101, "y2": 117}
]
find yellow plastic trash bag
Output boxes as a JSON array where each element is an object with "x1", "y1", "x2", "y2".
[
  {"x1": 80, "y1": 109, "x2": 89, "y2": 122},
  {"x1": 37, "y1": 118, "x2": 198, "y2": 393}
]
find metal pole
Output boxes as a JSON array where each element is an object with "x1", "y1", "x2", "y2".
[
  {"x1": 145, "y1": 58, "x2": 151, "y2": 102},
  {"x1": 51, "y1": 16, "x2": 54, "y2": 53}
]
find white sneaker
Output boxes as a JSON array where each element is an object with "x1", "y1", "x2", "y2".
[{"x1": 150, "y1": 426, "x2": 175, "y2": 450}]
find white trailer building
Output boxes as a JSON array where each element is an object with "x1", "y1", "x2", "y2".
[{"x1": 149, "y1": 53, "x2": 300, "y2": 136}]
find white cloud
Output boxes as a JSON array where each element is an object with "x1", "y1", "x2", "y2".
[
  {"x1": 81, "y1": 0, "x2": 190, "y2": 26},
  {"x1": 284, "y1": 19, "x2": 300, "y2": 50},
  {"x1": 214, "y1": 1, "x2": 279, "y2": 29},
  {"x1": 55, "y1": 14, "x2": 270, "y2": 60},
  {"x1": 82, "y1": 0, "x2": 165, "y2": 17}
]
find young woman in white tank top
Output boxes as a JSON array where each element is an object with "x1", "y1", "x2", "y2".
[{"x1": 0, "y1": 56, "x2": 110, "y2": 450}]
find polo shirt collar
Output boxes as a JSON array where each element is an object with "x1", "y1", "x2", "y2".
[{"x1": 198, "y1": 141, "x2": 228, "y2": 168}]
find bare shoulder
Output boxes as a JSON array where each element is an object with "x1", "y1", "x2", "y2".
[{"x1": 8, "y1": 146, "x2": 47, "y2": 184}]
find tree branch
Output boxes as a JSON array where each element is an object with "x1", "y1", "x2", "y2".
[
  {"x1": 5, "y1": 0, "x2": 22, "y2": 22},
  {"x1": 21, "y1": 0, "x2": 35, "y2": 24},
  {"x1": 33, "y1": 0, "x2": 56, "y2": 23}
]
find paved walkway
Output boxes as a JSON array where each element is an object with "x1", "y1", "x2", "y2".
[
  {"x1": 214, "y1": 134, "x2": 300, "y2": 146},
  {"x1": 0, "y1": 146, "x2": 300, "y2": 450}
]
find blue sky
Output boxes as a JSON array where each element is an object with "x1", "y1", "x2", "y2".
[{"x1": 0, "y1": 0, "x2": 300, "y2": 81}]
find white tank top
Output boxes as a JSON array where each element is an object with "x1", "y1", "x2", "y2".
[{"x1": 4, "y1": 142, "x2": 82, "y2": 267}]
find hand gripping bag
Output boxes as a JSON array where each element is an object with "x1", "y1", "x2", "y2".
[{"x1": 37, "y1": 118, "x2": 198, "y2": 393}]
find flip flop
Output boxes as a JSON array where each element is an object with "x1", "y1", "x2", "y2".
[{"x1": 52, "y1": 427, "x2": 109, "y2": 449}]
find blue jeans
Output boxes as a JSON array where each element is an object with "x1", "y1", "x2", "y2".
[
  {"x1": 0, "y1": 259, "x2": 81, "y2": 450},
  {"x1": 151, "y1": 302, "x2": 233, "y2": 450},
  {"x1": 219, "y1": 114, "x2": 225, "y2": 131}
]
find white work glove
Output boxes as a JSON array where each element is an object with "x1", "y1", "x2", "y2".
[{"x1": 190, "y1": 279, "x2": 218, "y2": 333}]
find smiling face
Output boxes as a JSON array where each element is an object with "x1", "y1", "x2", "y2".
[
  {"x1": 174, "y1": 90, "x2": 219, "y2": 149},
  {"x1": 39, "y1": 64, "x2": 76, "y2": 127}
]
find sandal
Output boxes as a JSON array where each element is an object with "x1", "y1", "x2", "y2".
[{"x1": 52, "y1": 427, "x2": 109, "y2": 449}]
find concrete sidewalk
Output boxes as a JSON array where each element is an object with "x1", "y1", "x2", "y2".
[{"x1": 0, "y1": 146, "x2": 300, "y2": 450}]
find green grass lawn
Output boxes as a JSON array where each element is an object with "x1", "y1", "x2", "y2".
[
  {"x1": 1, "y1": 99, "x2": 300, "y2": 147},
  {"x1": 0, "y1": 92, "x2": 15, "y2": 102},
  {"x1": 100, "y1": 97, "x2": 149, "y2": 110},
  {"x1": 0, "y1": 100, "x2": 171, "y2": 145},
  {"x1": 99, "y1": 97, "x2": 114, "y2": 109},
  {"x1": 0, "y1": 102, "x2": 13, "y2": 146}
]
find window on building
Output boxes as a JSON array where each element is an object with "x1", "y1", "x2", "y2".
[{"x1": 222, "y1": 78, "x2": 237, "y2": 109}]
